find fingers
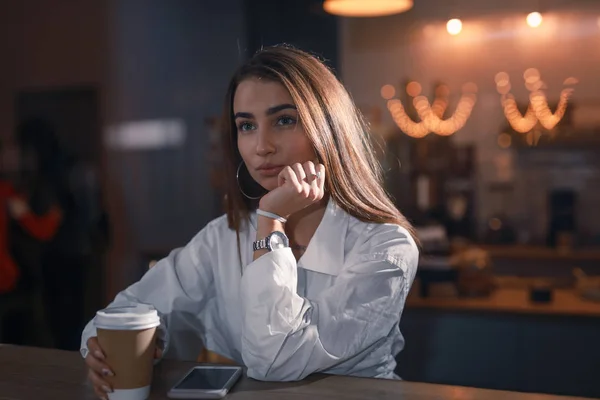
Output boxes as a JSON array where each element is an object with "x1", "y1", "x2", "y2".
[
  {"x1": 85, "y1": 337, "x2": 114, "y2": 398},
  {"x1": 267, "y1": 161, "x2": 326, "y2": 216},
  {"x1": 155, "y1": 347, "x2": 163, "y2": 359},
  {"x1": 283, "y1": 161, "x2": 325, "y2": 200},
  {"x1": 291, "y1": 163, "x2": 310, "y2": 196},
  {"x1": 291, "y1": 163, "x2": 307, "y2": 182},
  {"x1": 304, "y1": 162, "x2": 317, "y2": 184},
  {"x1": 155, "y1": 337, "x2": 165, "y2": 359},
  {"x1": 303, "y1": 162, "x2": 320, "y2": 201},
  {"x1": 278, "y1": 165, "x2": 301, "y2": 191},
  {"x1": 87, "y1": 337, "x2": 103, "y2": 358},
  {"x1": 86, "y1": 353, "x2": 114, "y2": 378},
  {"x1": 89, "y1": 369, "x2": 113, "y2": 399},
  {"x1": 316, "y1": 163, "x2": 326, "y2": 192},
  {"x1": 86, "y1": 338, "x2": 113, "y2": 375},
  {"x1": 94, "y1": 386, "x2": 108, "y2": 400}
]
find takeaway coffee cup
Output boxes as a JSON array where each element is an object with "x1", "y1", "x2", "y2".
[{"x1": 95, "y1": 305, "x2": 161, "y2": 400}]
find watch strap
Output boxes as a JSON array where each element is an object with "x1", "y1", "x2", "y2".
[
  {"x1": 253, "y1": 231, "x2": 290, "y2": 252},
  {"x1": 253, "y1": 236, "x2": 268, "y2": 252}
]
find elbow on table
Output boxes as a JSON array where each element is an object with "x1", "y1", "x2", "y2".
[
  {"x1": 245, "y1": 363, "x2": 309, "y2": 382},
  {"x1": 242, "y1": 348, "x2": 311, "y2": 382}
]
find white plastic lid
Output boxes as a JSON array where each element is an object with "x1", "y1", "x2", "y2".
[{"x1": 94, "y1": 304, "x2": 160, "y2": 331}]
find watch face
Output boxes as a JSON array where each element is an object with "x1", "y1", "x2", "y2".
[{"x1": 268, "y1": 231, "x2": 289, "y2": 250}]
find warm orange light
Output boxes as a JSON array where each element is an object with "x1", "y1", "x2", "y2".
[
  {"x1": 495, "y1": 72, "x2": 509, "y2": 87},
  {"x1": 523, "y1": 68, "x2": 540, "y2": 84},
  {"x1": 447, "y1": 19, "x2": 462, "y2": 35},
  {"x1": 497, "y1": 83, "x2": 511, "y2": 95},
  {"x1": 406, "y1": 81, "x2": 422, "y2": 97},
  {"x1": 497, "y1": 69, "x2": 576, "y2": 134},
  {"x1": 498, "y1": 133, "x2": 512, "y2": 148},
  {"x1": 323, "y1": 0, "x2": 413, "y2": 17},
  {"x1": 525, "y1": 80, "x2": 544, "y2": 92},
  {"x1": 380, "y1": 84, "x2": 396, "y2": 99},
  {"x1": 501, "y1": 94, "x2": 538, "y2": 133},
  {"x1": 422, "y1": 24, "x2": 436, "y2": 38},
  {"x1": 386, "y1": 80, "x2": 476, "y2": 138},
  {"x1": 489, "y1": 218, "x2": 502, "y2": 231},
  {"x1": 563, "y1": 77, "x2": 579, "y2": 86},
  {"x1": 435, "y1": 84, "x2": 450, "y2": 97},
  {"x1": 413, "y1": 96, "x2": 429, "y2": 110},
  {"x1": 527, "y1": 12, "x2": 542, "y2": 28},
  {"x1": 526, "y1": 130, "x2": 543, "y2": 146}
]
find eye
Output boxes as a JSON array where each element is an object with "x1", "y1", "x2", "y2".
[
  {"x1": 276, "y1": 115, "x2": 297, "y2": 126},
  {"x1": 237, "y1": 121, "x2": 255, "y2": 132}
]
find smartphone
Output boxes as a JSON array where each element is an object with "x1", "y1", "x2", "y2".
[{"x1": 167, "y1": 365, "x2": 243, "y2": 399}]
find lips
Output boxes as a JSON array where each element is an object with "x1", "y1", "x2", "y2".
[{"x1": 256, "y1": 164, "x2": 284, "y2": 177}]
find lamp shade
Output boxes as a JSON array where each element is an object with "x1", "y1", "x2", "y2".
[{"x1": 323, "y1": 0, "x2": 413, "y2": 17}]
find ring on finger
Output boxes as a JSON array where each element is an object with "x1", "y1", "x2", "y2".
[{"x1": 310, "y1": 171, "x2": 321, "y2": 181}]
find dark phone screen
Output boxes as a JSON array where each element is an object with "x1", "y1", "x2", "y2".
[{"x1": 174, "y1": 367, "x2": 239, "y2": 390}]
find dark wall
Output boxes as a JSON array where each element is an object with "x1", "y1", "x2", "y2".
[
  {"x1": 244, "y1": 0, "x2": 340, "y2": 74},
  {"x1": 104, "y1": 0, "x2": 247, "y2": 292}
]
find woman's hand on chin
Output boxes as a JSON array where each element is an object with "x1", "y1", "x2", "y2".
[{"x1": 258, "y1": 161, "x2": 325, "y2": 218}]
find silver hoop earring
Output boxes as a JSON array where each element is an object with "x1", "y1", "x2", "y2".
[{"x1": 236, "y1": 161, "x2": 263, "y2": 200}]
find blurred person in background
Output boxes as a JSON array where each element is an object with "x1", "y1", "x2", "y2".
[
  {"x1": 82, "y1": 45, "x2": 418, "y2": 397},
  {"x1": 0, "y1": 135, "x2": 62, "y2": 345},
  {"x1": 15, "y1": 118, "x2": 109, "y2": 351}
]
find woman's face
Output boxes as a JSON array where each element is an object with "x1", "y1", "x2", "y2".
[{"x1": 234, "y1": 78, "x2": 316, "y2": 191}]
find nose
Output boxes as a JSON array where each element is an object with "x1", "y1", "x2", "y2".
[{"x1": 255, "y1": 128, "x2": 276, "y2": 156}]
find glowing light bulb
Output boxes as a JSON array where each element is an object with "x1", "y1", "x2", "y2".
[
  {"x1": 527, "y1": 12, "x2": 542, "y2": 28},
  {"x1": 380, "y1": 84, "x2": 396, "y2": 100},
  {"x1": 406, "y1": 81, "x2": 422, "y2": 97},
  {"x1": 447, "y1": 19, "x2": 462, "y2": 35}
]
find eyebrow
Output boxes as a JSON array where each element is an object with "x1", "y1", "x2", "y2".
[{"x1": 234, "y1": 103, "x2": 297, "y2": 119}]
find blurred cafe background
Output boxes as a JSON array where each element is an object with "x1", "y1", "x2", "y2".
[{"x1": 0, "y1": 0, "x2": 599, "y2": 398}]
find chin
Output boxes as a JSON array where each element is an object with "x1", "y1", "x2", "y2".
[{"x1": 258, "y1": 177, "x2": 278, "y2": 192}]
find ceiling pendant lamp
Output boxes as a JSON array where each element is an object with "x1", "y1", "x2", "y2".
[{"x1": 323, "y1": 0, "x2": 413, "y2": 17}]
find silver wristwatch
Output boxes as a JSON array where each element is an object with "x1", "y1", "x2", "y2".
[{"x1": 253, "y1": 231, "x2": 289, "y2": 252}]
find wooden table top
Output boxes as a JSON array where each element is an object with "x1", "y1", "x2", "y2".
[
  {"x1": 0, "y1": 345, "x2": 592, "y2": 399},
  {"x1": 406, "y1": 287, "x2": 600, "y2": 317}
]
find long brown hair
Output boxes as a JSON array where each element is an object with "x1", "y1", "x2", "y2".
[{"x1": 221, "y1": 45, "x2": 415, "y2": 240}]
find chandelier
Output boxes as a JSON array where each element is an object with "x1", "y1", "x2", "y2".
[
  {"x1": 383, "y1": 81, "x2": 477, "y2": 138},
  {"x1": 495, "y1": 69, "x2": 576, "y2": 134},
  {"x1": 323, "y1": 0, "x2": 413, "y2": 17}
]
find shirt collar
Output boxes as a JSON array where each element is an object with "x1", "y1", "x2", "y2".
[{"x1": 249, "y1": 198, "x2": 348, "y2": 276}]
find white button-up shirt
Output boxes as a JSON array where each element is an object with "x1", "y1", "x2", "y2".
[{"x1": 81, "y1": 199, "x2": 419, "y2": 381}]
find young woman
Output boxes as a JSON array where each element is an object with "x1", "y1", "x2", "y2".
[{"x1": 82, "y1": 45, "x2": 419, "y2": 398}]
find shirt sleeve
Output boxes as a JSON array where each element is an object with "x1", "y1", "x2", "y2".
[
  {"x1": 80, "y1": 225, "x2": 216, "y2": 361},
  {"x1": 239, "y1": 224, "x2": 419, "y2": 381}
]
